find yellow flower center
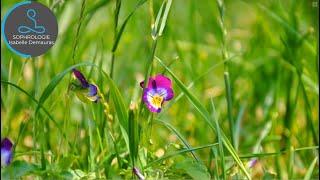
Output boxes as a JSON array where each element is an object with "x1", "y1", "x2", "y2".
[{"x1": 151, "y1": 94, "x2": 164, "y2": 108}]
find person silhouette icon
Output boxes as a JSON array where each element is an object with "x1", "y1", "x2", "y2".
[{"x1": 18, "y1": 9, "x2": 46, "y2": 34}]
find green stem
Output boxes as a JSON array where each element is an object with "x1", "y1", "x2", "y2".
[
  {"x1": 109, "y1": 0, "x2": 121, "y2": 79},
  {"x1": 299, "y1": 74, "x2": 319, "y2": 146},
  {"x1": 110, "y1": 53, "x2": 116, "y2": 79},
  {"x1": 224, "y1": 72, "x2": 235, "y2": 147},
  {"x1": 71, "y1": 0, "x2": 87, "y2": 65},
  {"x1": 216, "y1": 0, "x2": 235, "y2": 148},
  {"x1": 138, "y1": 39, "x2": 158, "y2": 115}
]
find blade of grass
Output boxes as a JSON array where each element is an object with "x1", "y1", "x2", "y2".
[
  {"x1": 85, "y1": 0, "x2": 111, "y2": 17},
  {"x1": 109, "y1": 0, "x2": 121, "y2": 79},
  {"x1": 237, "y1": 146, "x2": 319, "y2": 159},
  {"x1": 71, "y1": 0, "x2": 87, "y2": 64},
  {"x1": 255, "y1": 2, "x2": 316, "y2": 55},
  {"x1": 303, "y1": 156, "x2": 318, "y2": 180},
  {"x1": 224, "y1": 72, "x2": 235, "y2": 146},
  {"x1": 158, "y1": 0, "x2": 172, "y2": 36},
  {"x1": 155, "y1": 119, "x2": 200, "y2": 162},
  {"x1": 111, "y1": 0, "x2": 147, "y2": 52},
  {"x1": 211, "y1": 148, "x2": 220, "y2": 179},
  {"x1": 101, "y1": 70, "x2": 130, "y2": 152},
  {"x1": 35, "y1": 62, "x2": 95, "y2": 117},
  {"x1": 216, "y1": 0, "x2": 235, "y2": 148},
  {"x1": 253, "y1": 121, "x2": 272, "y2": 153},
  {"x1": 33, "y1": 62, "x2": 131, "y2": 155},
  {"x1": 128, "y1": 108, "x2": 138, "y2": 167},
  {"x1": 234, "y1": 103, "x2": 246, "y2": 151},
  {"x1": 152, "y1": 0, "x2": 165, "y2": 39},
  {"x1": 155, "y1": 56, "x2": 251, "y2": 179},
  {"x1": 145, "y1": 143, "x2": 219, "y2": 168},
  {"x1": 210, "y1": 99, "x2": 226, "y2": 179},
  {"x1": 160, "y1": 54, "x2": 240, "y2": 115},
  {"x1": 288, "y1": 146, "x2": 295, "y2": 179},
  {"x1": 0, "y1": 80, "x2": 72, "y2": 148}
]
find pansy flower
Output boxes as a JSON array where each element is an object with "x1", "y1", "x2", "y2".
[
  {"x1": 140, "y1": 74, "x2": 174, "y2": 113},
  {"x1": 70, "y1": 69, "x2": 99, "y2": 103},
  {"x1": 1, "y1": 138, "x2": 13, "y2": 167}
]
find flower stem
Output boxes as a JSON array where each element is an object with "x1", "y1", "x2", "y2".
[
  {"x1": 109, "y1": 0, "x2": 121, "y2": 79},
  {"x1": 138, "y1": 39, "x2": 158, "y2": 115},
  {"x1": 110, "y1": 53, "x2": 116, "y2": 79},
  {"x1": 216, "y1": 0, "x2": 235, "y2": 147}
]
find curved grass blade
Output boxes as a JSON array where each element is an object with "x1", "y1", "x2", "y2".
[
  {"x1": 303, "y1": 157, "x2": 318, "y2": 180},
  {"x1": 128, "y1": 108, "x2": 138, "y2": 166},
  {"x1": 155, "y1": 56, "x2": 251, "y2": 179},
  {"x1": 100, "y1": 70, "x2": 130, "y2": 152},
  {"x1": 35, "y1": 62, "x2": 95, "y2": 117},
  {"x1": 112, "y1": 0, "x2": 147, "y2": 52},
  {"x1": 211, "y1": 99, "x2": 226, "y2": 179},
  {"x1": 155, "y1": 119, "x2": 200, "y2": 162},
  {"x1": 85, "y1": 0, "x2": 112, "y2": 17},
  {"x1": 237, "y1": 146, "x2": 319, "y2": 159},
  {"x1": 0, "y1": 80, "x2": 71, "y2": 147},
  {"x1": 158, "y1": 0, "x2": 172, "y2": 36},
  {"x1": 234, "y1": 103, "x2": 246, "y2": 151},
  {"x1": 33, "y1": 62, "x2": 130, "y2": 154},
  {"x1": 255, "y1": 3, "x2": 316, "y2": 54},
  {"x1": 145, "y1": 143, "x2": 218, "y2": 168},
  {"x1": 160, "y1": 54, "x2": 240, "y2": 114}
]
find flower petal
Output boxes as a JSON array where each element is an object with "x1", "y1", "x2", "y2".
[
  {"x1": 139, "y1": 78, "x2": 154, "y2": 89},
  {"x1": 142, "y1": 88, "x2": 162, "y2": 113},
  {"x1": 248, "y1": 159, "x2": 258, "y2": 168},
  {"x1": 1, "y1": 138, "x2": 13, "y2": 151},
  {"x1": 139, "y1": 81, "x2": 145, "y2": 88},
  {"x1": 88, "y1": 84, "x2": 98, "y2": 96},
  {"x1": 156, "y1": 87, "x2": 174, "y2": 101},
  {"x1": 1, "y1": 149, "x2": 12, "y2": 166},
  {"x1": 140, "y1": 74, "x2": 172, "y2": 89},
  {"x1": 72, "y1": 69, "x2": 89, "y2": 88},
  {"x1": 1, "y1": 138, "x2": 13, "y2": 166},
  {"x1": 154, "y1": 74, "x2": 172, "y2": 89}
]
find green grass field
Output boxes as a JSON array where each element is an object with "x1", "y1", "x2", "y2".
[{"x1": 1, "y1": 0, "x2": 319, "y2": 179}]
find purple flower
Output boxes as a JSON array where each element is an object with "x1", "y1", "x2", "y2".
[
  {"x1": 1, "y1": 138, "x2": 13, "y2": 166},
  {"x1": 133, "y1": 167, "x2": 145, "y2": 180},
  {"x1": 140, "y1": 74, "x2": 174, "y2": 113},
  {"x1": 248, "y1": 159, "x2": 258, "y2": 168},
  {"x1": 71, "y1": 69, "x2": 99, "y2": 103},
  {"x1": 72, "y1": 68, "x2": 89, "y2": 88}
]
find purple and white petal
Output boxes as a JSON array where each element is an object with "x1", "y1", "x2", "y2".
[
  {"x1": 140, "y1": 74, "x2": 174, "y2": 113},
  {"x1": 88, "y1": 84, "x2": 98, "y2": 96},
  {"x1": 142, "y1": 88, "x2": 162, "y2": 113},
  {"x1": 1, "y1": 138, "x2": 13, "y2": 166},
  {"x1": 156, "y1": 87, "x2": 174, "y2": 101},
  {"x1": 72, "y1": 69, "x2": 89, "y2": 88}
]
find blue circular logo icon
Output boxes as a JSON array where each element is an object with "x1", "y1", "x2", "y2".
[{"x1": 2, "y1": 1, "x2": 58, "y2": 57}]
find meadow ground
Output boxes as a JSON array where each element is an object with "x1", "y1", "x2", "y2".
[{"x1": 1, "y1": 0, "x2": 319, "y2": 179}]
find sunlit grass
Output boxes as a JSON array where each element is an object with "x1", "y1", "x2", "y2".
[{"x1": 1, "y1": 0, "x2": 319, "y2": 179}]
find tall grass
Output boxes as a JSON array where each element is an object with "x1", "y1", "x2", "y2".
[{"x1": 1, "y1": 0, "x2": 319, "y2": 179}]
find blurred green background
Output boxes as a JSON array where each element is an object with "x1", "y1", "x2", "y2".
[{"x1": 1, "y1": 0, "x2": 319, "y2": 179}]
